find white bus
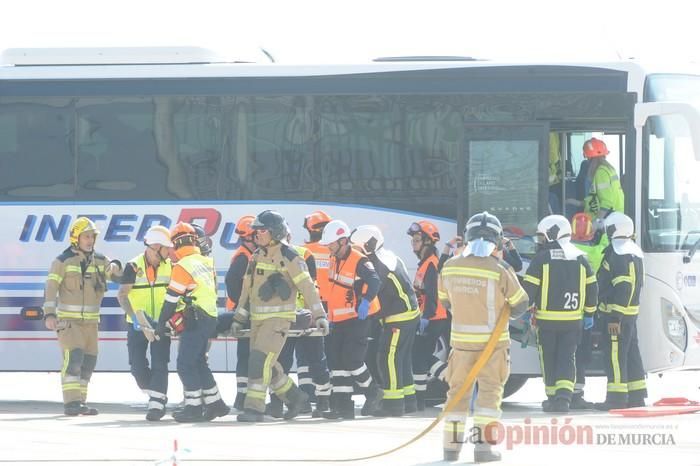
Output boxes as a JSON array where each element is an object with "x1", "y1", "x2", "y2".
[{"x1": 1, "y1": 48, "x2": 699, "y2": 398}]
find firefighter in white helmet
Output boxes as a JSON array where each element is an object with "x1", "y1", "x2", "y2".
[
  {"x1": 595, "y1": 212, "x2": 647, "y2": 410},
  {"x1": 117, "y1": 225, "x2": 174, "y2": 421},
  {"x1": 319, "y1": 219, "x2": 384, "y2": 419},
  {"x1": 351, "y1": 225, "x2": 420, "y2": 417},
  {"x1": 439, "y1": 212, "x2": 528, "y2": 463},
  {"x1": 43, "y1": 217, "x2": 123, "y2": 416}
]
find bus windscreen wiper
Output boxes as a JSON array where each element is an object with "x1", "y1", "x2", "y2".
[{"x1": 683, "y1": 232, "x2": 700, "y2": 264}]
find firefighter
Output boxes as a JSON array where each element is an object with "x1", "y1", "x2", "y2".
[
  {"x1": 351, "y1": 225, "x2": 420, "y2": 417},
  {"x1": 522, "y1": 215, "x2": 598, "y2": 414},
  {"x1": 117, "y1": 225, "x2": 174, "y2": 421},
  {"x1": 440, "y1": 212, "x2": 528, "y2": 463},
  {"x1": 303, "y1": 210, "x2": 333, "y2": 305},
  {"x1": 595, "y1": 212, "x2": 647, "y2": 410},
  {"x1": 407, "y1": 220, "x2": 449, "y2": 411},
  {"x1": 43, "y1": 217, "x2": 123, "y2": 416},
  {"x1": 155, "y1": 222, "x2": 229, "y2": 422},
  {"x1": 582, "y1": 137, "x2": 624, "y2": 220},
  {"x1": 230, "y1": 210, "x2": 329, "y2": 422},
  {"x1": 319, "y1": 219, "x2": 383, "y2": 420},
  {"x1": 224, "y1": 214, "x2": 256, "y2": 411}
]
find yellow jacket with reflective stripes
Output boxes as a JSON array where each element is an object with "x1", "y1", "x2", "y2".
[
  {"x1": 125, "y1": 254, "x2": 172, "y2": 323},
  {"x1": 44, "y1": 247, "x2": 120, "y2": 321},
  {"x1": 438, "y1": 254, "x2": 528, "y2": 350},
  {"x1": 176, "y1": 254, "x2": 218, "y2": 317},
  {"x1": 584, "y1": 160, "x2": 624, "y2": 215},
  {"x1": 233, "y1": 242, "x2": 324, "y2": 323},
  {"x1": 597, "y1": 246, "x2": 644, "y2": 319}
]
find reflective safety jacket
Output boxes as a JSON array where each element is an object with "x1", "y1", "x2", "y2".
[
  {"x1": 326, "y1": 248, "x2": 380, "y2": 322},
  {"x1": 584, "y1": 160, "x2": 624, "y2": 215},
  {"x1": 172, "y1": 251, "x2": 218, "y2": 317},
  {"x1": 225, "y1": 245, "x2": 254, "y2": 311},
  {"x1": 124, "y1": 254, "x2": 172, "y2": 323},
  {"x1": 414, "y1": 253, "x2": 447, "y2": 321},
  {"x1": 597, "y1": 246, "x2": 644, "y2": 321},
  {"x1": 438, "y1": 254, "x2": 528, "y2": 350},
  {"x1": 368, "y1": 252, "x2": 419, "y2": 323},
  {"x1": 233, "y1": 242, "x2": 324, "y2": 323},
  {"x1": 523, "y1": 243, "x2": 598, "y2": 330},
  {"x1": 305, "y1": 241, "x2": 331, "y2": 302},
  {"x1": 292, "y1": 244, "x2": 317, "y2": 309},
  {"x1": 44, "y1": 247, "x2": 120, "y2": 321}
]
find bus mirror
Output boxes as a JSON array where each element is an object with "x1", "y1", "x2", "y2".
[
  {"x1": 635, "y1": 102, "x2": 700, "y2": 161},
  {"x1": 20, "y1": 307, "x2": 44, "y2": 320}
]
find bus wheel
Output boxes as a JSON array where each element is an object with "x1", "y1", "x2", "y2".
[{"x1": 503, "y1": 374, "x2": 529, "y2": 399}]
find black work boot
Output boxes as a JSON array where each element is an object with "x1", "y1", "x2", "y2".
[
  {"x1": 361, "y1": 383, "x2": 384, "y2": 416},
  {"x1": 416, "y1": 391, "x2": 426, "y2": 412},
  {"x1": 627, "y1": 395, "x2": 646, "y2": 408},
  {"x1": 569, "y1": 393, "x2": 594, "y2": 410},
  {"x1": 322, "y1": 399, "x2": 355, "y2": 420},
  {"x1": 233, "y1": 393, "x2": 246, "y2": 412},
  {"x1": 64, "y1": 401, "x2": 82, "y2": 416},
  {"x1": 443, "y1": 450, "x2": 459, "y2": 462},
  {"x1": 474, "y1": 444, "x2": 501, "y2": 463},
  {"x1": 79, "y1": 402, "x2": 99, "y2": 415},
  {"x1": 266, "y1": 395, "x2": 284, "y2": 419},
  {"x1": 237, "y1": 409, "x2": 265, "y2": 422},
  {"x1": 203, "y1": 399, "x2": 230, "y2": 421},
  {"x1": 595, "y1": 400, "x2": 628, "y2": 411},
  {"x1": 543, "y1": 398, "x2": 569, "y2": 414},
  {"x1": 312, "y1": 395, "x2": 330, "y2": 418},
  {"x1": 146, "y1": 408, "x2": 166, "y2": 421},
  {"x1": 283, "y1": 387, "x2": 310, "y2": 420},
  {"x1": 172, "y1": 404, "x2": 204, "y2": 423},
  {"x1": 404, "y1": 394, "x2": 418, "y2": 414}
]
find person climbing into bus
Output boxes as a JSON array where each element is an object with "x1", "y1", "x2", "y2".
[{"x1": 582, "y1": 137, "x2": 624, "y2": 222}]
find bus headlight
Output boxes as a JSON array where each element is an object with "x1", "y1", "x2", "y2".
[{"x1": 661, "y1": 298, "x2": 688, "y2": 351}]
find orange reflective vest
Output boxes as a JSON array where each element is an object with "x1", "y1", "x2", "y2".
[
  {"x1": 414, "y1": 254, "x2": 447, "y2": 321},
  {"x1": 327, "y1": 248, "x2": 379, "y2": 322},
  {"x1": 305, "y1": 241, "x2": 331, "y2": 302},
  {"x1": 226, "y1": 246, "x2": 253, "y2": 311}
]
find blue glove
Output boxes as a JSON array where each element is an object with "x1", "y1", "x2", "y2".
[
  {"x1": 132, "y1": 320, "x2": 141, "y2": 331},
  {"x1": 357, "y1": 299, "x2": 370, "y2": 320},
  {"x1": 583, "y1": 316, "x2": 595, "y2": 330},
  {"x1": 418, "y1": 318, "x2": 430, "y2": 335}
]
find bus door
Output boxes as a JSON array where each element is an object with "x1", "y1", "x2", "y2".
[
  {"x1": 458, "y1": 123, "x2": 549, "y2": 374},
  {"x1": 636, "y1": 102, "x2": 700, "y2": 369}
]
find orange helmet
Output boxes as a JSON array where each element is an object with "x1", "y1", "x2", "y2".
[
  {"x1": 170, "y1": 222, "x2": 196, "y2": 249},
  {"x1": 571, "y1": 212, "x2": 594, "y2": 242},
  {"x1": 235, "y1": 215, "x2": 256, "y2": 239},
  {"x1": 583, "y1": 137, "x2": 609, "y2": 158},
  {"x1": 304, "y1": 210, "x2": 332, "y2": 233},
  {"x1": 407, "y1": 220, "x2": 440, "y2": 242}
]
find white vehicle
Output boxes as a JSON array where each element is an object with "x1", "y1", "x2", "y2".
[{"x1": 1, "y1": 48, "x2": 699, "y2": 397}]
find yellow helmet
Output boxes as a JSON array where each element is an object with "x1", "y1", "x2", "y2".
[{"x1": 69, "y1": 217, "x2": 100, "y2": 247}]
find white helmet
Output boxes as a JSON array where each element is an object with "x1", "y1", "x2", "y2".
[
  {"x1": 350, "y1": 225, "x2": 384, "y2": 255},
  {"x1": 143, "y1": 225, "x2": 174, "y2": 247},
  {"x1": 604, "y1": 212, "x2": 634, "y2": 239},
  {"x1": 319, "y1": 219, "x2": 351, "y2": 245},
  {"x1": 351, "y1": 225, "x2": 400, "y2": 270},
  {"x1": 537, "y1": 215, "x2": 572, "y2": 242}
]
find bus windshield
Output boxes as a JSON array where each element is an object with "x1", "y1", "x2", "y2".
[{"x1": 644, "y1": 74, "x2": 700, "y2": 251}]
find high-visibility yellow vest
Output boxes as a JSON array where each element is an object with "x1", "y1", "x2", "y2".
[
  {"x1": 126, "y1": 254, "x2": 172, "y2": 323},
  {"x1": 177, "y1": 254, "x2": 218, "y2": 317}
]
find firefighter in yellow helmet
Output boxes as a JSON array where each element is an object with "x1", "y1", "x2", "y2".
[
  {"x1": 439, "y1": 212, "x2": 528, "y2": 463},
  {"x1": 117, "y1": 225, "x2": 174, "y2": 421},
  {"x1": 43, "y1": 217, "x2": 123, "y2": 416},
  {"x1": 230, "y1": 210, "x2": 329, "y2": 422}
]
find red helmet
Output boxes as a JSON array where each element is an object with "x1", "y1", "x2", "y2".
[
  {"x1": 170, "y1": 222, "x2": 196, "y2": 249},
  {"x1": 407, "y1": 220, "x2": 440, "y2": 242},
  {"x1": 235, "y1": 215, "x2": 256, "y2": 239},
  {"x1": 304, "y1": 210, "x2": 332, "y2": 233},
  {"x1": 583, "y1": 137, "x2": 609, "y2": 158},
  {"x1": 571, "y1": 212, "x2": 594, "y2": 242}
]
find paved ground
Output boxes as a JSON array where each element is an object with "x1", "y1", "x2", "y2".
[{"x1": 0, "y1": 372, "x2": 699, "y2": 465}]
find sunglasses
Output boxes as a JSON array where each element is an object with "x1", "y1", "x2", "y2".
[{"x1": 407, "y1": 222, "x2": 422, "y2": 234}]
